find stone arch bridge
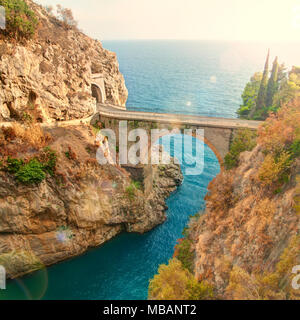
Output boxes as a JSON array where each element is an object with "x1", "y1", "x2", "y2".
[{"x1": 92, "y1": 104, "x2": 262, "y2": 166}]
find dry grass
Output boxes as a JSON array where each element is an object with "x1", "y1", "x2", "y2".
[
  {"x1": 0, "y1": 123, "x2": 52, "y2": 158},
  {"x1": 10, "y1": 123, "x2": 52, "y2": 149}
]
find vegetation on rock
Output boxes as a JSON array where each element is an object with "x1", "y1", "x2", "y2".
[
  {"x1": 148, "y1": 258, "x2": 214, "y2": 300},
  {"x1": 196, "y1": 97, "x2": 300, "y2": 299},
  {"x1": 175, "y1": 239, "x2": 195, "y2": 273},
  {"x1": 237, "y1": 50, "x2": 299, "y2": 120},
  {"x1": 2, "y1": 147, "x2": 57, "y2": 185},
  {"x1": 237, "y1": 72, "x2": 262, "y2": 118},
  {"x1": 0, "y1": 0, "x2": 38, "y2": 39},
  {"x1": 225, "y1": 129, "x2": 257, "y2": 170},
  {"x1": 14, "y1": 158, "x2": 46, "y2": 184},
  {"x1": 257, "y1": 100, "x2": 300, "y2": 188},
  {"x1": 55, "y1": 4, "x2": 78, "y2": 29},
  {"x1": 225, "y1": 236, "x2": 300, "y2": 300},
  {"x1": 125, "y1": 181, "x2": 141, "y2": 200},
  {"x1": 0, "y1": 124, "x2": 52, "y2": 162}
]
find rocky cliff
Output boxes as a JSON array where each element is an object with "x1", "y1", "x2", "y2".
[
  {"x1": 0, "y1": 0, "x2": 128, "y2": 122},
  {"x1": 194, "y1": 146, "x2": 300, "y2": 299},
  {"x1": 192, "y1": 103, "x2": 300, "y2": 299},
  {"x1": 0, "y1": 0, "x2": 183, "y2": 279},
  {"x1": 0, "y1": 124, "x2": 182, "y2": 278}
]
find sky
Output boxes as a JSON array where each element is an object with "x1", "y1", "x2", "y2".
[{"x1": 36, "y1": 0, "x2": 300, "y2": 42}]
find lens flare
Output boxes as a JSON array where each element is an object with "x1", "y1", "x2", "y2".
[{"x1": 0, "y1": 251, "x2": 48, "y2": 300}]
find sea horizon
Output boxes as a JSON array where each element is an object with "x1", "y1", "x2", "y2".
[{"x1": 102, "y1": 40, "x2": 300, "y2": 118}]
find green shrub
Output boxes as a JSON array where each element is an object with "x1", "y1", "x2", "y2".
[
  {"x1": 225, "y1": 129, "x2": 257, "y2": 170},
  {"x1": 0, "y1": 0, "x2": 38, "y2": 39},
  {"x1": 176, "y1": 239, "x2": 194, "y2": 273},
  {"x1": 3, "y1": 149, "x2": 57, "y2": 184},
  {"x1": 289, "y1": 139, "x2": 300, "y2": 158},
  {"x1": 125, "y1": 181, "x2": 141, "y2": 200},
  {"x1": 132, "y1": 180, "x2": 141, "y2": 189},
  {"x1": 5, "y1": 157, "x2": 24, "y2": 173},
  {"x1": 15, "y1": 159, "x2": 45, "y2": 184}
]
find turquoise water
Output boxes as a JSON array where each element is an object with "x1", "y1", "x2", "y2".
[{"x1": 3, "y1": 40, "x2": 299, "y2": 300}]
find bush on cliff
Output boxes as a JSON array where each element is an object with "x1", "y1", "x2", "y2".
[
  {"x1": 225, "y1": 129, "x2": 257, "y2": 170},
  {"x1": 0, "y1": 0, "x2": 38, "y2": 39},
  {"x1": 257, "y1": 99, "x2": 300, "y2": 187},
  {"x1": 257, "y1": 151, "x2": 292, "y2": 187},
  {"x1": 14, "y1": 158, "x2": 45, "y2": 184},
  {"x1": 125, "y1": 181, "x2": 141, "y2": 200},
  {"x1": 148, "y1": 258, "x2": 214, "y2": 300},
  {"x1": 6, "y1": 157, "x2": 24, "y2": 173},
  {"x1": 176, "y1": 239, "x2": 195, "y2": 273},
  {"x1": 3, "y1": 148, "x2": 57, "y2": 185},
  {"x1": 237, "y1": 72, "x2": 262, "y2": 118}
]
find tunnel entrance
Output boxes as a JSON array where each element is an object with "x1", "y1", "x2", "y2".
[{"x1": 91, "y1": 83, "x2": 103, "y2": 103}]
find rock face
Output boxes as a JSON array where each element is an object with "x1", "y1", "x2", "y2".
[
  {"x1": 0, "y1": 126, "x2": 182, "y2": 278},
  {"x1": 0, "y1": 0, "x2": 128, "y2": 122},
  {"x1": 193, "y1": 145, "x2": 300, "y2": 298}
]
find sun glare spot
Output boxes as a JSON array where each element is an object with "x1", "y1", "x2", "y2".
[{"x1": 210, "y1": 76, "x2": 217, "y2": 84}]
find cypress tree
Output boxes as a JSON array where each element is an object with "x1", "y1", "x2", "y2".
[
  {"x1": 249, "y1": 49, "x2": 270, "y2": 118},
  {"x1": 266, "y1": 56, "x2": 279, "y2": 107}
]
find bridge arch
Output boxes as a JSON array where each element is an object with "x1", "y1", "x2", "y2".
[
  {"x1": 91, "y1": 83, "x2": 105, "y2": 104},
  {"x1": 151, "y1": 130, "x2": 224, "y2": 170}
]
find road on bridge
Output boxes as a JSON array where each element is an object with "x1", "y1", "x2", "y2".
[{"x1": 97, "y1": 104, "x2": 262, "y2": 130}]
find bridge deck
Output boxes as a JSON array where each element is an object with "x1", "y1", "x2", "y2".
[{"x1": 97, "y1": 104, "x2": 262, "y2": 130}]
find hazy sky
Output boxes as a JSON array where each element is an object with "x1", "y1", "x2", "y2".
[{"x1": 36, "y1": 0, "x2": 300, "y2": 42}]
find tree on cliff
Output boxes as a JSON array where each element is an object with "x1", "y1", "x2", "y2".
[
  {"x1": 265, "y1": 56, "x2": 279, "y2": 109},
  {"x1": 273, "y1": 66, "x2": 300, "y2": 109},
  {"x1": 238, "y1": 55, "x2": 299, "y2": 120},
  {"x1": 56, "y1": 4, "x2": 78, "y2": 29},
  {"x1": 249, "y1": 49, "x2": 270, "y2": 118},
  {"x1": 237, "y1": 72, "x2": 262, "y2": 118}
]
